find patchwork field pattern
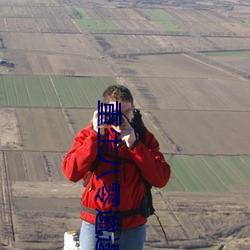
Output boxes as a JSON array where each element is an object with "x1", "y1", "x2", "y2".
[
  {"x1": 138, "y1": 8, "x2": 184, "y2": 34},
  {"x1": 4, "y1": 33, "x2": 100, "y2": 57},
  {"x1": 5, "y1": 151, "x2": 65, "y2": 182},
  {"x1": 68, "y1": 7, "x2": 162, "y2": 34},
  {"x1": 167, "y1": 8, "x2": 250, "y2": 36},
  {"x1": 152, "y1": 110, "x2": 250, "y2": 155},
  {"x1": 165, "y1": 155, "x2": 250, "y2": 192},
  {"x1": 1, "y1": 0, "x2": 250, "y2": 249},
  {"x1": 114, "y1": 54, "x2": 250, "y2": 111},
  {"x1": 16, "y1": 108, "x2": 74, "y2": 152},
  {"x1": 2, "y1": 32, "x2": 111, "y2": 75},
  {"x1": 0, "y1": 75, "x2": 115, "y2": 107},
  {"x1": 0, "y1": 3, "x2": 78, "y2": 33},
  {"x1": 203, "y1": 50, "x2": 250, "y2": 73}
]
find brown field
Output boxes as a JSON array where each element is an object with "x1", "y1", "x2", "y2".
[
  {"x1": 1, "y1": 16, "x2": 79, "y2": 33},
  {"x1": 145, "y1": 190, "x2": 250, "y2": 249},
  {"x1": 206, "y1": 52, "x2": 250, "y2": 73},
  {"x1": 5, "y1": 32, "x2": 101, "y2": 56},
  {"x1": 6, "y1": 151, "x2": 65, "y2": 182},
  {"x1": 95, "y1": 33, "x2": 250, "y2": 56},
  {"x1": 3, "y1": 31, "x2": 112, "y2": 75},
  {"x1": 0, "y1": 108, "x2": 21, "y2": 149},
  {"x1": 46, "y1": 54, "x2": 112, "y2": 76},
  {"x1": 150, "y1": 110, "x2": 250, "y2": 155},
  {"x1": 113, "y1": 53, "x2": 232, "y2": 78},
  {"x1": 1, "y1": 0, "x2": 250, "y2": 250},
  {"x1": 167, "y1": 8, "x2": 250, "y2": 36},
  {"x1": 206, "y1": 37, "x2": 250, "y2": 51},
  {"x1": 16, "y1": 108, "x2": 73, "y2": 151},
  {"x1": 112, "y1": 53, "x2": 250, "y2": 155},
  {"x1": 115, "y1": 76, "x2": 250, "y2": 112}
]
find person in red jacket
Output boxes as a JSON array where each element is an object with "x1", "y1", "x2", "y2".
[{"x1": 62, "y1": 85, "x2": 171, "y2": 250}]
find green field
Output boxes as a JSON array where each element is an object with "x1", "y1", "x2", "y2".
[
  {"x1": 71, "y1": 7, "x2": 90, "y2": 19},
  {"x1": 0, "y1": 75, "x2": 115, "y2": 108},
  {"x1": 202, "y1": 50, "x2": 250, "y2": 56},
  {"x1": 138, "y1": 9, "x2": 173, "y2": 21},
  {"x1": 138, "y1": 9, "x2": 183, "y2": 33},
  {"x1": 1, "y1": 74, "x2": 250, "y2": 194},
  {"x1": 165, "y1": 155, "x2": 250, "y2": 192},
  {"x1": 75, "y1": 19, "x2": 118, "y2": 32},
  {"x1": 70, "y1": 7, "x2": 119, "y2": 32}
]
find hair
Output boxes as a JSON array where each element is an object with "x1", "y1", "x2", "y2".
[{"x1": 102, "y1": 85, "x2": 133, "y2": 104}]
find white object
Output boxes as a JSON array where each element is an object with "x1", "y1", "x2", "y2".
[{"x1": 64, "y1": 231, "x2": 80, "y2": 250}]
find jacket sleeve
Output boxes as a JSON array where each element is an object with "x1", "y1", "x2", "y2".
[
  {"x1": 62, "y1": 126, "x2": 101, "y2": 182},
  {"x1": 129, "y1": 128, "x2": 171, "y2": 188}
]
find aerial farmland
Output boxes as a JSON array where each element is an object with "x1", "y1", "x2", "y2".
[{"x1": 1, "y1": 0, "x2": 250, "y2": 250}]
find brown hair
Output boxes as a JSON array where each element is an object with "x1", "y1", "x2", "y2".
[{"x1": 102, "y1": 85, "x2": 133, "y2": 104}]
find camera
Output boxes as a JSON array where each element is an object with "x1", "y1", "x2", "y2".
[{"x1": 106, "y1": 114, "x2": 124, "y2": 126}]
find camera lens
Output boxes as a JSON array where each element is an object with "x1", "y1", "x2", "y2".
[{"x1": 111, "y1": 115, "x2": 123, "y2": 126}]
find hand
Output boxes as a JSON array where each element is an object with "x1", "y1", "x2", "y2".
[
  {"x1": 119, "y1": 115, "x2": 137, "y2": 149},
  {"x1": 92, "y1": 110, "x2": 108, "y2": 136}
]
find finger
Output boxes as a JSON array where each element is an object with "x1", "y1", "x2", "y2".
[
  {"x1": 121, "y1": 115, "x2": 133, "y2": 130},
  {"x1": 94, "y1": 110, "x2": 106, "y2": 125},
  {"x1": 120, "y1": 128, "x2": 133, "y2": 137},
  {"x1": 99, "y1": 124, "x2": 108, "y2": 129},
  {"x1": 93, "y1": 110, "x2": 98, "y2": 119},
  {"x1": 122, "y1": 113, "x2": 129, "y2": 124}
]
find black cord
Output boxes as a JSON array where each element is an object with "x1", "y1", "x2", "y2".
[{"x1": 153, "y1": 212, "x2": 169, "y2": 244}]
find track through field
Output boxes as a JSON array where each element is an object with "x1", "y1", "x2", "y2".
[{"x1": 0, "y1": 152, "x2": 15, "y2": 247}]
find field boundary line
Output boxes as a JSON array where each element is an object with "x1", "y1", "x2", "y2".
[
  {"x1": 20, "y1": 152, "x2": 28, "y2": 181},
  {"x1": 170, "y1": 164, "x2": 187, "y2": 192},
  {"x1": 5, "y1": 47, "x2": 103, "y2": 59},
  {"x1": 143, "y1": 111, "x2": 180, "y2": 154},
  {"x1": 70, "y1": 19, "x2": 83, "y2": 33},
  {"x1": 75, "y1": 77, "x2": 91, "y2": 107},
  {"x1": 239, "y1": 156, "x2": 250, "y2": 171},
  {"x1": 91, "y1": 77, "x2": 103, "y2": 97},
  {"x1": 0, "y1": 152, "x2": 15, "y2": 246},
  {"x1": 61, "y1": 109, "x2": 76, "y2": 136},
  {"x1": 184, "y1": 158, "x2": 208, "y2": 192},
  {"x1": 220, "y1": 157, "x2": 245, "y2": 185},
  {"x1": 57, "y1": 1, "x2": 83, "y2": 33},
  {"x1": 0, "y1": 76, "x2": 8, "y2": 106},
  {"x1": 184, "y1": 52, "x2": 250, "y2": 82},
  {"x1": 158, "y1": 189, "x2": 190, "y2": 239},
  {"x1": 12, "y1": 76, "x2": 19, "y2": 106},
  {"x1": 63, "y1": 77, "x2": 78, "y2": 107},
  {"x1": 50, "y1": 76, "x2": 75, "y2": 135},
  {"x1": 2, "y1": 76, "x2": 8, "y2": 105},
  {"x1": 200, "y1": 156, "x2": 228, "y2": 191},
  {"x1": 22, "y1": 76, "x2": 32, "y2": 107},
  {"x1": 49, "y1": 76, "x2": 62, "y2": 107},
  {"x1": 37, "y1": 76, "x2": 49, "y2": 107},
  {"x1": 6, "y1": 76, "x2": 17, "y2": 106}
]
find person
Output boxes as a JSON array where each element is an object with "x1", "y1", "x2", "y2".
[{"x1": 62, "y1": 85, "x2": 171, "y2": 250}]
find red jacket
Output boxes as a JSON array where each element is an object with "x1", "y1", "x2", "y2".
[{"x1": 62, "y1": 124, "x2": 171, "y2": 230}]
